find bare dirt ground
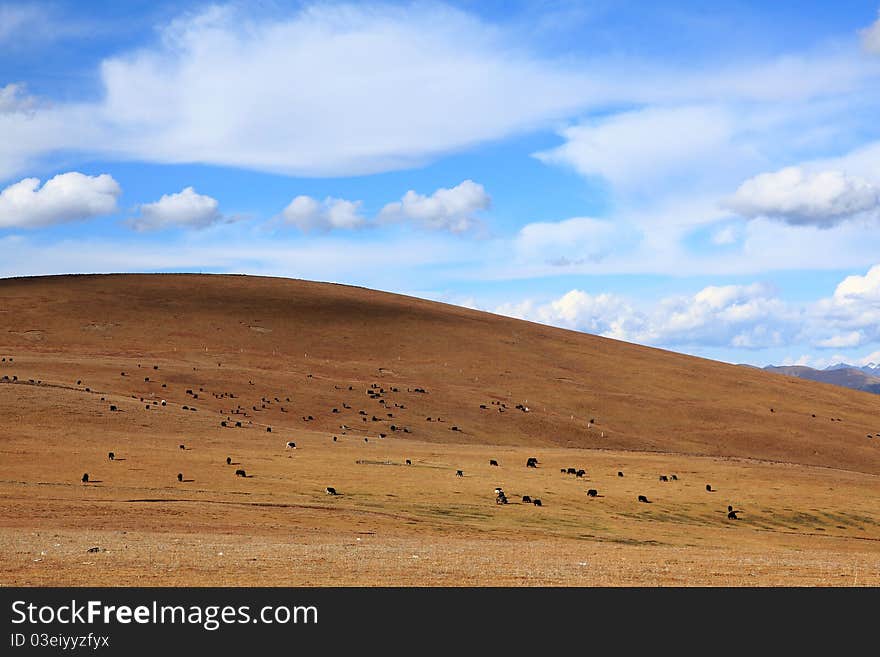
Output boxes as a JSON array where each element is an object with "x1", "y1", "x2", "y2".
[{"x1": 1, "y1": 274, "x2": 878, "y2": 586}]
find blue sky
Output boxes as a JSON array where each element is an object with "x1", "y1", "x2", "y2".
[{"x1": 3, "y1": 1, "x2": 880, "y2": 368}]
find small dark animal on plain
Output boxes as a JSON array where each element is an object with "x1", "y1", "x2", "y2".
[
  {"x1": 267, "y1": 427, "x2": 272, "y2": 432},
  {"x1": 532, "y1": 499, "x2": 542, "y2": 507},
  {"x1": 456, "y1": 470, "x2": 463, "y2": 477},
  {"x1": 706, "y1": 484, "x2": 714, "y2": 492},
  {"x1": 109, "y1": 405, "x2": 117, "y2": 411},
  {"x1": 727, "y1": 505, "x2": 739, "y2": 520},
  {"x1": 618, "y1": 471, "x2": 624, "y2": 477},
  {"x1": 82, "y1": 473, "x2": 89, "y2": 483},
  {"x1": 226, "y1": 457, "x2": 232, "y2": 465},
  {"x1": 108, "y1": 452, "x2": 115, "y2": 461},
  {"x1": 489, "y1": 459, "x2": 499, "y2": 466},
  {"x1": 177, "y1": 473, "x2": 183, "y2": 482},
  {"x1": 179, "y1": 444, "x2": 185, "y2": 450},
  {"x1": 576, "y1": 470, "x2": 585, "y2": 478},
  {"x1": 235, "y1": 469, "x2": 246, "y2": 477},
  {"x1": 671, "y1": 474, "x2": 678, "y2": 481},
  {"x1": 659, "y1": 475, "x2": 669, "y2": 482},
  {"x1": 587, "y1": 489, "x2": 598, "y2": 497},
  {"x1": 405, "y1": 459, "x2": 411, "y2": 465},
  {"x1": 522, "y1": 495, "x2": 531, "y2": 503},
  {"x1": 638, "y1": 495, "x2": 650, "y2": 503},
  {"x1": 326, "y1": 487, "x2": 337, "y2": 495}
]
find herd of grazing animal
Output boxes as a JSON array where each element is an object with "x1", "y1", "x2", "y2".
[{"x1": 0, "y1": 355, "x2": 764, "y2": 525}]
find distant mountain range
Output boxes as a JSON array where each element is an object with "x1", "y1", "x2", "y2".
[{"x1": 762, "y1": 363, "x2": 880, "y2": 395}]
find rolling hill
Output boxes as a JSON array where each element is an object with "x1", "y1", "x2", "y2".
[
  {"x1": 1, "y1": 273, "x2": 879, "y2": 586},
  {"x1": 1, "y1": 273, "x2": 878, "y2": 473}
]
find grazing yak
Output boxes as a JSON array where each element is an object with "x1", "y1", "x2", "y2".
[
  {"x1": 522, "y1": 495, "x2": 532, "y2": 503},
  {"x1": 226, "y1": 457, "x2": 232, "y2": 465},
  {"x1": 706, "y1": 484, "x2": 714, "y2": 492},
  {"x1": 325, "y1": 487, "x2": 338, "y2": 496},
  {"x1": 618, "y1": 471, "x2": 624, "y2": 477},
  {"x1": 108, "y1": 452, "x2": 115, "y2": 461},
  {"x1": 235, "y1": 469, "x2": 247, "y2": 477},
  {"x1": 405, "y1": 459, "x2": 412, "y2": 465},
  {"x1": 576, "y1": 470, "x2": 586, "y2": 478},
  {"x1": 532, "y1": 499, "x2": 542, "y2": 507},
  {"x1": 81, "y1": 473, "x2": 89, "y2": 483},
  {"x1": 489, "y1": 459, "x2": 499, "y2": 466},
  {"x1": 177, "y1": 473, "x2": 183, "y2": 482},
  {"x1": 587, "y1": 489, "x2": 598, "y2": 497},
  {"x1": 659, "y1": 475, "x2": 669, "y2": 482},
  {"x1": 727, "y1": 505, "x2": 740, "y2": 520},
  {"x1": 638, "y1": 495, "x2": 650, "y2": 503},
  {"x1": 526, "y1": 457, "x2": 538, "y2": 468},
  {"x1": 456, "y1": 470, "x2": 464, "y2": 477},
  {"x1": 286, "y1": 441, "x2": 296, "y2": 449}
]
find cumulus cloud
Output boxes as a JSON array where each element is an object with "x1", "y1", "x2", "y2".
[
  {"x1": 282, "y1": 196, "x2": 365, "y2": 232},
  {"x1": 127, "y1": 187, "x2": 224, "y2": 232},
  {"x1": 497, "y1": 283, "x2": 797, "y2": 349},
  {"x1": 0, "y1": 172, "x2": 120, "y2": 228},
  {"x1": 497, "y1": 290, "x2": 643, "y2": 337},
  {"x1": 860, "y1": 11, "x2": 880, "y2": 54},
  {"x1": 809, "y1": 264, "x2": 880, "y2": 345},
  {"x1": 725, "y1": 166, "x2": 880, "y2": 227},
  {"x1": 379, "y1": 180, "x2": 490, "y2": 233}
]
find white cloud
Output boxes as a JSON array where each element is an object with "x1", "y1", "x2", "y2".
[
  {"x1": 128, "y1": 187, "x2": 223, "y2": 232},
  {"x1": 281, "y1": 196, "x2": 365, "y2": 232},
  {"x1": 5, "y1": 4, "x2": 877, "y2": 183},
  {"x1": 86, "y1": 4, "x2": 593, "y2": 177},
  {"x1": 725, "y1": 166, "x2": 880, "y2": 226},
  {"x1": 860, "y1": 11, "x2": 880, "y2": 54},
  {"x1": 0, "y1": 172, "x2": 120, "y2": 228},
  {"x1": 711, "y1": 224, "x2": 741, "y2": 245},
  {"x1": 497, "y1": 283, "x2": 797, "y2": 349},
  {"x1": 816, "y1": 331, "x2": 864, "y2": 348},
  {"x1": 379, "y1": 180, "x2": 490, "y2": 233},
  {"x1": 496, "y1": 290, "x2": 643, "y2": 337},
  {"x1": 0, "y1": 84, "x2": 36, "y2": 115},
  {"x1": 514, "y1": 216, "x2": 624, "y2": 265},
  {"x1": 809, "y1": 264, "x2": 880, "y2": 345},
  {"x1": 534, "y1": 105, "x2": 737, "y2": 192}
]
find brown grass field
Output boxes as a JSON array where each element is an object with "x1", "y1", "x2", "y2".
[{"x1": 1, "y1": 273, "x2": 878, "y2": 586}]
